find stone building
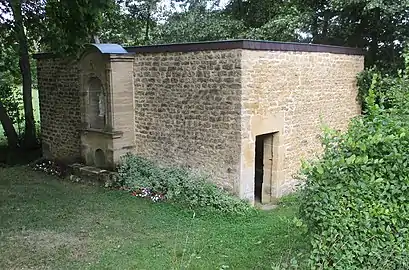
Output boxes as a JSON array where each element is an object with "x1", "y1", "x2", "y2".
[{"x1": 33, "y1": 40, "x2": 364, "y2": 204}]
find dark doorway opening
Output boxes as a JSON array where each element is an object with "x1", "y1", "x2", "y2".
[
  {"x1": 254, "y1": 135, "x2": 265, "y2": 203},
  {"x1": 254, "y1": 133, "x2": 275, "y2": 203}
]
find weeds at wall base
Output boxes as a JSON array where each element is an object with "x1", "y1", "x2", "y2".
[
  {"x1": 29, "y1": 155, "x2": 254, "y2": 215},
  {"x1": 118, "y1": 154, "x2": 254, "y2": 215}
]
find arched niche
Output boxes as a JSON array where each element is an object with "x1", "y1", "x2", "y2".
[
  {"x1": 88, "y1": 77, "x2": 106, "y2": 129},
  {"x1": 78, "y1": 43, "x2": 135, "y2": 170},
  {"x1": 79, "y1": 44, "x2": 129, "y2": 132}
]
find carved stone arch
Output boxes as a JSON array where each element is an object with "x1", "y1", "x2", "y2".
[
  {"x1": 79, "y1": 51, "x2": 106, "y2": 129},
  {"x1": 78, "y1": 43, "x2": 135, "y2": 170}
]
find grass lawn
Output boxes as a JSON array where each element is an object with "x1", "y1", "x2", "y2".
[{"x1": 0, "y1": 166, "x2": 308, "y2": 270}]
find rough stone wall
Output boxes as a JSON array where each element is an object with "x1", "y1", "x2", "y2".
[
  {"x1": 35, "y1": 46, "x2": 363, "y2": 203},
  {"x1": 36, "y1": 58, "x2": 82, "y2": 162},
  {"x1": 240, "y1": 50, "x2": 364, "y2": 200},
  {"x1": 133, "y1": 50, "x2": 242, "y2": 192}
]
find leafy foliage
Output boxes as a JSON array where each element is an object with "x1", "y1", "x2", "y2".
[
  {"x1": 299, "y1": 54, "x2": 409, "y2": 269},
  {"x1": 99, "y1": 1, "x2": 148, "y2": 45},
  {"x1": 224, "y1": 0, "x2": 409, "y2": 70},
  {"x1": 358, "y1": 50, "x2": 409, "y2": 112},
  {"x1": 0, "y1": 28, "x2": 22, "y2": 144},
  {"x1": 0, "y1": 0, "x2": 117, "y2": 147},
  {"x1": 244, "y1": 12, "x2": 309, "y2": 42},
  {"x1": 0, "y1": 34, "x2": 21, "y2": 117},
  {"x1": 0, "y1": 85, "x2": 24, "y2": 132},
  {"x1": 298, "y1": 0, "x2": 409, "y2": 70},
  {"x1": 152, "y1": 10, "x2": 245, "y2": 43},
  {"x1": 118, "y1": 154, "x2": 253, "y2": 215},
  {"x1": 42, "y1": 0, "x2": 114, "y2": 55}
]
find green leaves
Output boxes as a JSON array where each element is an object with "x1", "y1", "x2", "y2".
[
  {"x1": 151, "y1": 10, "x2": 246, "y2": 44},
  {"x1": 300, "y1": 65, "x2": 409, "y2": 269},
  {"x1": 316, "y1": 164, "x2": 324, "y2": 175},
  {"x1": 42, "y1": 0, "x2": 114, "y2": 55},
  {"x1": 345, "y1": 154, "x2": 356, "y2": 165}
]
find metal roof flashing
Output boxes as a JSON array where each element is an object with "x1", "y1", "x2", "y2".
[
  {"x1": 33, "y1": 43, "x2": 130, "y2": 59},
  {"x1": 125, "y1": 40, "x2": 364, "y2": 55},
  {"x1": 33, "y1": 40, "x2": 365, "y2": 59},
  {"x1": 87, "y1": 43, "x2": 128, "y2": 54}
]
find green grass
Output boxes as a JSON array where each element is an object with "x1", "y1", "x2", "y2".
[{"x1": 0, "y1": 166, "x2": 308, "y2": 269}]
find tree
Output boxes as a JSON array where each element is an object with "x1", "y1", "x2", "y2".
[
  {"x1": 0, "y1": 39, "x2": 22, "y2": 149},
  {"x1": 6, "y1": 0, "x2": 37, "y2": 148},
  {"x1": 0, "y1": 101, "x2": 19, "y2": 148},
  {"x1": 42, "y1": 0, "x2": 114, "y2": 54},
  {"x1": 226, "y1": 0, "x2": 296, "y2": 29},
  {"x1": 152, "y1": 9, "x2": 245, "y2": 43},
  {"x1": 173, "y1": 0, "x2": 221, "y2": 11},
  {"x1": 99, "y1": 1, "x2": 146, "y2": 45},
  {"x1": 0, "y1": 3, "x2": 29, "y2": 148},
  {"x1": 122, "y1": 0, "x2": 161, "y2": 43},
  {"x1": 0, "y1": 0, "x2": 116, "y2": 148},
  {"x1": 290, "y1": 0, "x2": 409, "y2": 70},
  {"x1": 222, "y1": 0, "x2": 409, "y2": 70}
]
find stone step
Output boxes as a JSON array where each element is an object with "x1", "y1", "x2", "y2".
[
  {"x1": 254, "y1": 202, "x2": 278, "y2": 211},
  {"x1": 67, "y1": 163, "x2": 120, "y2": 187}
]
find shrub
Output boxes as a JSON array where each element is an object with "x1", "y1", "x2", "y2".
[
  {"x1": 118, "y1": 154, "x2": 253, "y2": 215},
  {"x1": 299, "y1": 71, "x2": 409, "y2": 269},
  {"x1": 357, "y1": 50, "x2": 409, "y2": 113}
]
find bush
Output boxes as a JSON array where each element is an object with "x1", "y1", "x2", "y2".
[
  {"x1": 118, "y1": 154, "x2": 253, "y2": 215},
  {"x1": 300, "y1": 69, "x2": 409, "y2": 269},
  {"x1": 357, "y1": 51, "x2": 409, "y2": 113}
]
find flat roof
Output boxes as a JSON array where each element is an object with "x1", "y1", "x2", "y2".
[
  {"x1": 126, "y1": 39, "x2": 364, "y2": 55},
  {"x1": 33, "y1": 39, "x2": 364, "y2": 59}
]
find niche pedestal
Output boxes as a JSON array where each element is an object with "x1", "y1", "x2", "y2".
[{"x1": 79, "y1": 44, "x2": 135, "y2": 169}]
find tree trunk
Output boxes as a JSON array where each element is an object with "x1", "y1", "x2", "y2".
[
  {"x1": 0, "y1": 100, "x2": 19, "y2": 149},
  {"x1": 321, "y1": 11, "x2": 331, "y2": 43},
  {"x1": 237, "y1": 0, "x2": 244, "y2": 18},
  {"x1": 8, "y1": 0, "x2": 37, "y2": 149},
  {"x1": 369, "y1": 7, "x2": 381, "y2": 67},
  {"x1": 311, "y1": 14, "x2": 319, "y2": 43},
  {"x1": 145, "y1": 5, "x2": 151, "y2": 42}
]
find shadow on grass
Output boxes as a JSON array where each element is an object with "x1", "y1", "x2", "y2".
[{"x1": 0, "y1": 144, "x2": 42, "y2": 166}]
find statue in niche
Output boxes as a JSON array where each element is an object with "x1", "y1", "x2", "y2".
[
  {"x1": 98, "y1": 91, "x2": 105, "y2": 117},
  {"x1": 87, "y1": 76, "x2": 105, "y2": 129},
  {"x1": 89, "y1": 60, "x2": 95, "y2": 72}
]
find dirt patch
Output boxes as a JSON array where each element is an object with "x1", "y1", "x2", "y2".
[{"x1": 1, "y1": 229, "x2": 91, "y2": 269}]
